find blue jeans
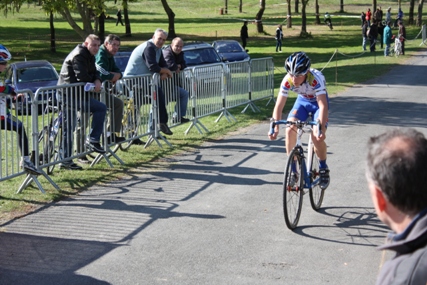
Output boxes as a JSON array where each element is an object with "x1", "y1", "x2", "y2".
[
  {"x1": 384, "y1": 43, "x2": 390, "y2": 56},
  {"x1": 362, "y1": 36, "x2": 367, "y2": 50},
  {"x1": 62, "y1": 97, "x2": 106, "y2": 160},
  {"x1": 276, "y1": 39, "x2": 282, "y2": 52},
  {"x1": 176, "y1": 87, "x2": 189, "y2": 118}
]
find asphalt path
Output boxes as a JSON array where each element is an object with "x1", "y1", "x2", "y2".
[{"x1": 1, "y1": 49, "x2": 427, "y2": 284}]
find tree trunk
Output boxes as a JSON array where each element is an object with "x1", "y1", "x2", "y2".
[
  {"x1": 287, "y1": 0, "x2": 292, "y2": 28},
  {"x1": 315, "y1": 0, "x2": 320, "y2": 24},
  {"x1": 409, "y1": 0, "x2": 416, "y2": 25},
  {"x1": 160, "y1": 0, "x2": 176, "y2": 39},
  {"x1": 300, "y1": 0, "x2": 309, "y2": 36},
  {"x1": 417, "y1": 0, "x2": 425, "y2": 26},
  {"x1": 295, "y1": 0, "x2": 299, "y2": 14},
  {"x1": 49, "y1": 11, "x2": 56, "y2": 52},
  {"x1": 239, "y1": 0, "x2": 242, "y2": 13},
  {"x1": 255, "y1": 0, "x2": 265, "y2": 33},
  {"x1": 123, "y1": 0, "x2": 132, "y2": 36},
  {"x1": 99, "y1": 12, "x2": 105, "y2": 43},
  {"x1": 224, "y1": 0, "x2": 228, "y2": 14},
  {"x1": 339, "y1": 0, "x2": 344, "y2": 13},
  {"x1": 373, "y1": 0, "x2": 377, "y2": 11}
]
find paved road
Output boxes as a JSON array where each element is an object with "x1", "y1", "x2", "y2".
[{"x1": 1, "y1": 50, "x2": 427, "y2": 285}]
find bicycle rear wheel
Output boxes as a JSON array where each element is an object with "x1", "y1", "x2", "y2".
[
  {"x1": 119, "y1": 105, "x2": 141, "y2": 151},
  {"x1": 309, "y1": 150, "x2": 325, "y2": 211},
  {"x1": 283, "y1": 147, "x2": 304, "y2": 230}
]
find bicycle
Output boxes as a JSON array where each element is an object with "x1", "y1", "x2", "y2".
[{"x1": 269, "y1": 117, "x2": 325, "y2": 230}]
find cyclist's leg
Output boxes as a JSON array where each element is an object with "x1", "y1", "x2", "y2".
[
  {"x1": 286, "y1": 98, "x2": 309, "y2": 156},
  {"x1": 312, "y1": 106, "x2": 330, "y2": 189}
]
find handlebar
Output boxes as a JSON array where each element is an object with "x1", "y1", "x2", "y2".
[{"x1": 269, "y1": 119, "x2": 322, "y2": 138}]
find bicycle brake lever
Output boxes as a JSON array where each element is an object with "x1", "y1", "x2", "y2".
[{"x1": 269, "y1": 118, "x2": 276, "y2": 136}]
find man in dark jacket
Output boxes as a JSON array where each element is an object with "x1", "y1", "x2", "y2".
[
  {"x1": 162, "y1": 37, "x2": 189, "y2": 124},
  {"x1": 57, "y1": 34, "x2": 107, "y2": 170},
  {"x1": 366, "y1": 128, "x2": 427, "y2": 285},
  {"x1": 369, "y1": 20, "x2": 379, "y2": 52}
]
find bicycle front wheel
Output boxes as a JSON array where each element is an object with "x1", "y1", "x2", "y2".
[
  {"x1": 283, "y1": 147, "x2": 304, "y2": 230},
  {"x1": 309, "y1": 150, "x2": 325, "y2": 211}
]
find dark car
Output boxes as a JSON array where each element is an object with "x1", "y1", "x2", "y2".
[
  {"x1": 212, "y1": 40, "x2": 250, "y2": 62},
  {"x1": 2, "y1": 60, "x2": 59, "y2": 113},
  {"x1": 113, "y1": 51, "x2": 133, "y2": 73},
  {"x1": 182, "y1": 41, "x2": 224, "y2": 66}
]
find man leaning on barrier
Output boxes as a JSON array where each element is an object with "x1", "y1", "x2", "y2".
[
  {"x1": 162, "y1": 37, "x2": 190, "y2": 124},
  {"x1": 95, "y1": 34, "x2": 126, "y2": 145},
  {"x1": 57, "y1": 34, "x2": 107, "y2": 170},
  {"x1": 124, "y1": 28, "x2": 173, "y2": 136},
  {"x1": 0, "y1": 44, "x2": 42, "y2": 175}
]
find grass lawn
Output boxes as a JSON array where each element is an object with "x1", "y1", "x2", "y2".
[{"x1": 0, "y1": 0, "x2": 426, "y2": 221}]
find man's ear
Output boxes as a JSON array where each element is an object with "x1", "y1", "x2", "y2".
[{"x1": 375, "y1": 187, "x2": 387, "y2": 212}]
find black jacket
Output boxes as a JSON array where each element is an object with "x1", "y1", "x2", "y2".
[
  {"x1": 58, "y1": 43, "x2": 101, "y2": 86},
  {"x1": 162, "y1": 45, "x2": 187, "y2": 72}
]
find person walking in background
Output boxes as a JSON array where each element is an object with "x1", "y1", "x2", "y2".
[
  {"x1": 57, "y1": 34, "x2": 107, "y2": 170},
  {"x1": 275, "y1": 24, "x2": 283, "y2": 52},
  {"x1": 383, "y1": 21, "x2": 393, "y2": 56},
  {"x1": 385, "y1": 7, "x2": 392, "y2": 23},
  {"x1": 116, "y1": 9, "x2": 124, "y2": 26},
  {"x1": 366, "y1": 8, "x2": 372, "y2": 27},
  {"x1": 394, "y1": 7, "x2": 403, "y2": 28},
  {"x1": 162, "y1": 37, "x2": 190, "y2": 124},
  {"x1": 398, "y1": 20, "x2": 406, "y2": 55},
  {"x1": 365, "y1": 128, "x2": 427, "y2": 285},
  {"x1": 240, "y1": 21, "x2": 249, "y2": 49},
  {"x1": 369, "y1": 20, "x2": 378, "y2": 52},
  {"x1": 362, "y1": 21, "x2": 368, "y2": 51},
  {"x1": 124, "y1": 28, "x2": 173, "y2": 136}
]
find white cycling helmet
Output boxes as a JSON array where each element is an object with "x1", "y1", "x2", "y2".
[
  {"x1": 285, "y1": 51, "x2": 311, "y2": 76},
  {"x1": 0, "y1": 44, "x2": 12, "y2": 63}
]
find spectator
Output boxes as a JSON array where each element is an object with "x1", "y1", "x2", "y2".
[
  {"x1": 324, "y1": 12, "x2": 333, "y2": 29},
  {"x1": 385, "y1": 7, "x2": 392, "y2": 23},
  {"x1": 360, "y1": 12, "x2": 366, "y2": 27},
  {"x1": 116, "y1": 9, "x2": 124, "y2": 26},
  {"x1": 395, "y1": 8, "x2": 403, "y2": 28},
  {"x1": 373, "y1": 7, "x2": 383, "y2": 22},
  {"x1": 383, "y1": 21, "x2": 393, "y2": 56},
  {"x1": 377, "y1": 21, "x2": 384, "y2": 49},
  {"x1": 57, "y1": 34, "x2": 107, "y2": 170},
  {"x1": 162, "y1": 37, "x2": 190, "y2": 124},
  {"x1": 362, "y1": 21, "x2": 368, "y2": 51},
  {"x1": 240, "y1": 21, "x2": 249, "y2": 49},
  {"x1": 366, "y1": 8, "x2": 372, "y2": 27},
  {"x1": 0, "y1": 44, "x2": 42, "y2": 175},
  {"x1": 366, "y1": 128, "x2": 427, "y2": 285},
  {"x1": 275, "y1": 24, "x2": 283, "y2": 52},
  {"x1": 398, "y1": 20, "x2": 406, "y2": 55},
  {"x1": 369, "y1": 20, "x2": 379, "y2": 52},
  {"x1": 124, "y1": 28, "x2": 173, "y2": 135}
]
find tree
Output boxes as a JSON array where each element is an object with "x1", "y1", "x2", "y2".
[
  {"x1": 300, "y1": 0, "x2": 309, "y2": 36},
  {"x1": 255, "y1": 0, "x2": 265, "y2": 33},
  {"x1": 295, "y1": 0, "x2": 299, "y2": 14},
  {"x1": 339, "y1": 0, "x2": 344, "y2": 13},
  {"x1": 49, "y1": 10, "x2": 56, "y2": 52},
  {"x1": 409, "y1": 0, "x2": 416, "y2": 25},
  {"x1": 417, "y1": 0, "x2": 425, "y2": 26},
  {"x1": 160, "y1": 0, "x2": 176, "y2": 39},
  {"x1": 239, "y1": 0, "x2": 242, "y2": 13},
  {"x1": 315, "y1": 0, "x2": 320, "y2": 25},
  {"x1": 123, "y1": 0, "x2": 132, "y2": 37},
  {"x1": 286, "y1": 0, "x2": 292, "y2": 28}
]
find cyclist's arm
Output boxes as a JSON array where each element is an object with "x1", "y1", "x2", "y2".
[
  {"x1": 269, "y1": 95, "x2": 287, "y2": 140},
  {"x1": 316, "y1": 93, "x2": 328, "y2": 141}
]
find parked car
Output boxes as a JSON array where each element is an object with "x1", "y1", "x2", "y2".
[
  {"x1": 212, "y1": 40, "x2": 250, "y2": 62},
  {"x1": 113, "y1": 50, "x2": 133, "y2": 73},
  {"x1": 2, "y1": 60, "x2": 59, "y2": 114},
  {"x1": 182, "y1": 41, "x2": 225, "y2": 66}
]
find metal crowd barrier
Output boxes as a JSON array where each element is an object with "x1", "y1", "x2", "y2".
[{"x1": 0, "y1": 57, "x2": 274, "y2": 194}]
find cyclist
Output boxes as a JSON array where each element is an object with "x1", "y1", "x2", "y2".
[
  {"x1": 324, "y1": 12, "x2": 333, "y2": 30},
  {"x1": 268, "y1": 51, "x2": 330, "y2": 190},
  {"x1": 0, "y1": 44, "x2": 42, "y2": 175}
]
